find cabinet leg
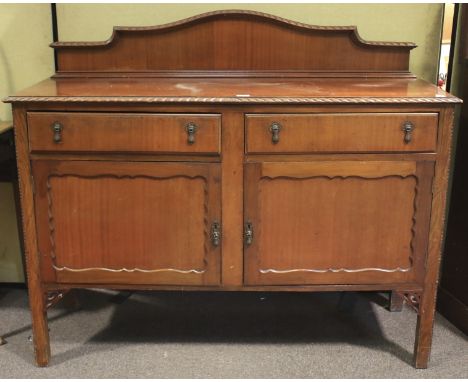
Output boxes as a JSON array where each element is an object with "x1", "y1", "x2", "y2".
[
  {"x1": 389, "y1": 291, "x2": 404, "y2": 312},
  {"x1": 413, "y1": 288, "x2": 436, "y2": 369},
  {"x1": 29, "y1": 289, "x2": 51, "y2": 367}
]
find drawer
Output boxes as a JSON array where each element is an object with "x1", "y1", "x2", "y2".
[
  {"x1": 28, "y1": 112, "x2": 221, "y2": 154},
  {"x1": 246, "y1": 113, "x2": 438, "y2": 153}
]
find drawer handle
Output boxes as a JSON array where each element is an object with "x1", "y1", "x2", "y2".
[
  {"x1": 244, "y1": 221, "x2": 254, "y2": 246},
  {"x1": 211, "y1": 221, "x2": 221, "y2": 247},
  {"x1": 269, "y1": 122, "x2": 282, "y2": 144},
  {"x1": 402, "y1": 121, "x2": 414, "y2": 144},
  {"x1": 51, "y1": 122, "x2": 63, "y2": 143},
  {"x1": 185, "y1": 122, "x2": 198, "y2": 145}
]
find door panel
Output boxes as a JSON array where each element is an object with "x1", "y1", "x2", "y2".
[
  {"x1": 33, "y1": 160, "x2": 221, "y2": 285},
  {"x1": 244, "y1": 161, "x2": 434, "y2": 285}
]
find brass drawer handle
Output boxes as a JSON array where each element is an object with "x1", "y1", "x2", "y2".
[
  {"x1": 269, "y1": 122, "x2": 282, "y2": 144},
  {"x1": 185, "y1": 122, "x2": 198, "y2": 145},
  {"x1": 244, "y1": 221, "x2": 253, "y2": 245},
  {"x1": 51, "y1": 121, "x2": 63, "y2": 143},
  {"x1": 402, "y1": 121, "x2": 414, "y2": 144},
  {"x1": 211, "y1": 221, "x2": 221, "y2": 247}
]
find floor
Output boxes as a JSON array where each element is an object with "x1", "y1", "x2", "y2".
[{"x1": 0, "y1": 287, "x2": 467, "y2": 378}]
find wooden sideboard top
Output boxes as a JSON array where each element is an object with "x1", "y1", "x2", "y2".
[
  {"x1": 4, "y1": 10, "x2": 461, "y2": 105},
  {"x1": 4, "y1": 77, "x2": 461, "y2": 104}
]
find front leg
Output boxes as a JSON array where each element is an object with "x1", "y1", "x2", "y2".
[
  {"x1": 28, "y1": 287, "x2": 51, "y2": 367},
  {"x1": 413, "y1": 287, "x2": 436, "y2": 369},
  {"x1": 13, "y1": 106, "x2": 51, "y2": 366}
]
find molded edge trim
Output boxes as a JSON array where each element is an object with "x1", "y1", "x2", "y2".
[{"x1": 3, "y1": 96, "x2": 462, "y2": 104}]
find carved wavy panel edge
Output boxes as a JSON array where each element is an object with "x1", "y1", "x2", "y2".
[
  {"x1": 53, "y1": 265, "x2": 206, "y2": 274},
  {"x1": 47, "y1": 173, "x2": 210, "y2": 276},
  {"x1": 257, "y1": 173, "x2": 418, "y2": 275},
  {"x1": 260, "y1": 267, "x2": 412, "y2": 274}
]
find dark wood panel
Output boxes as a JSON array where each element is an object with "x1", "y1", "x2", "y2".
[
  {"x1": 244, "y1": 161, "x2": 434, "y2": 286},
  {"x1": 28, "y1": 112, "x2": 220, "y2": 154},
  {"x1": 438, "y1": 19, "x2": 468, "y2": 332},
  {"x1": 437, "y1": 287, "x2": 468, "y2": 335},
  {"x1": 32, "y1": 160, "x2": 221, "y2": 286},
  {"x1": 51, "y1": 10, "x2": 414, "y2": 75}
]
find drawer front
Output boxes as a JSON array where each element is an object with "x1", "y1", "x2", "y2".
[
  {"x1": 246, "y1": 113, "x2": 438, "y2": 153},
  {"x1": 28, "y1": 112, "x2": 221, "y2": 154}
]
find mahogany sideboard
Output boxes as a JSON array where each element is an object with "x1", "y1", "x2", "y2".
[{"x1": 4, "y1": 10, "x2": 461, "y2": 368}]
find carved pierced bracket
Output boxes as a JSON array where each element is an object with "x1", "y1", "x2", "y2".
[
  {"x1": 397, "y1": 291, "x2": 421, "y2": 313},
  {"x1": 44, "y1": 290, "x2": 70, "y2": 310}
]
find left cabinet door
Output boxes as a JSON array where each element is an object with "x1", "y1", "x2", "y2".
[{"x1": 32, "y1": 160, "x2": 221, "y2": 286}]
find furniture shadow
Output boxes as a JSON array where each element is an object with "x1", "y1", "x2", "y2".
[{"x1": 51, "y1": 289, "x2": 413, "y2": 366}]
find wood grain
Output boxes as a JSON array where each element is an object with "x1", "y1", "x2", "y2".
[
  {"x1": 5, "y1": 10, "x2": 461, "y2": 368},
  {"x1": 413, "y1": 107, "x2": 456, "y2": 368},
  {"x1": 4, "y1": 78, "x2": 460, "y2": 104},
  {"x1": 244, "y1": 161, "x2": 434, "y2": 286},
  {"x1": 51, "y1": 10, "x2": 414, "y2": 74},
  {"x1": 12, "y1": 106, "x2": 50, "y2": 366},
  {"x1": 28, "y1": 112, "x2": 220, "y2": 154},
  {"x1": 220, "y1": 111, "x2": 244, "y2": 285},
  {"x1": 44, "y1": 282, "x2": 424, "y2": 293},
  {"x1": 246, "y1": 113, "x2": 438, "y2": 153},
  {"x1": 32, "y1": 161, "x2": 221, "y2": 286}
]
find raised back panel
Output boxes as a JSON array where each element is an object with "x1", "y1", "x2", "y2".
[{"x1": 52, "y1": 10, "x2": 416, "y2": 77}]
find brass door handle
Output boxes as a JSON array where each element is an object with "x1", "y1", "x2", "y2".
[
  {"x1": 269, "y1": 122, "x2": 282, "y2": 144},
  {"x1": 402, "y1": 121, "x2": 414, "y2": 144},
  {"x1": 244, "y1": 221, "x2": 253, "y2": 245},
  {"x1": 185, "y1": 122, "x2": 198, "y2": 145},
  {"x1": 51, "y1": 122, "x2": 63, "y2": 143},
  {"x1": 211, "y1": 222, "x2": 221, "y2": 247}
]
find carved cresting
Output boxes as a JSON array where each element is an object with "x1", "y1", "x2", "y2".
[{"x1": 48, "y1": 9, "x2": 417, "y2": 75}]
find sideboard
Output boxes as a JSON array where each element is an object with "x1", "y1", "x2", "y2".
[{"x1": 4, "y1": 10, "x2": 461, "y2": 368}]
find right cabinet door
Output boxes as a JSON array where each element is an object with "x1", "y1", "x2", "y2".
[{"x1": 244, "y1": 160, "x2": 434, "y2": 286}]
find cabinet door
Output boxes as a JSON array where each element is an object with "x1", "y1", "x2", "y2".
[
  {"x1": 33, "y1": 160, "x2": 221, "y2": 286},
  {"x1": 244, "y1": 161, "x2": 433, "y2": 286}
]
